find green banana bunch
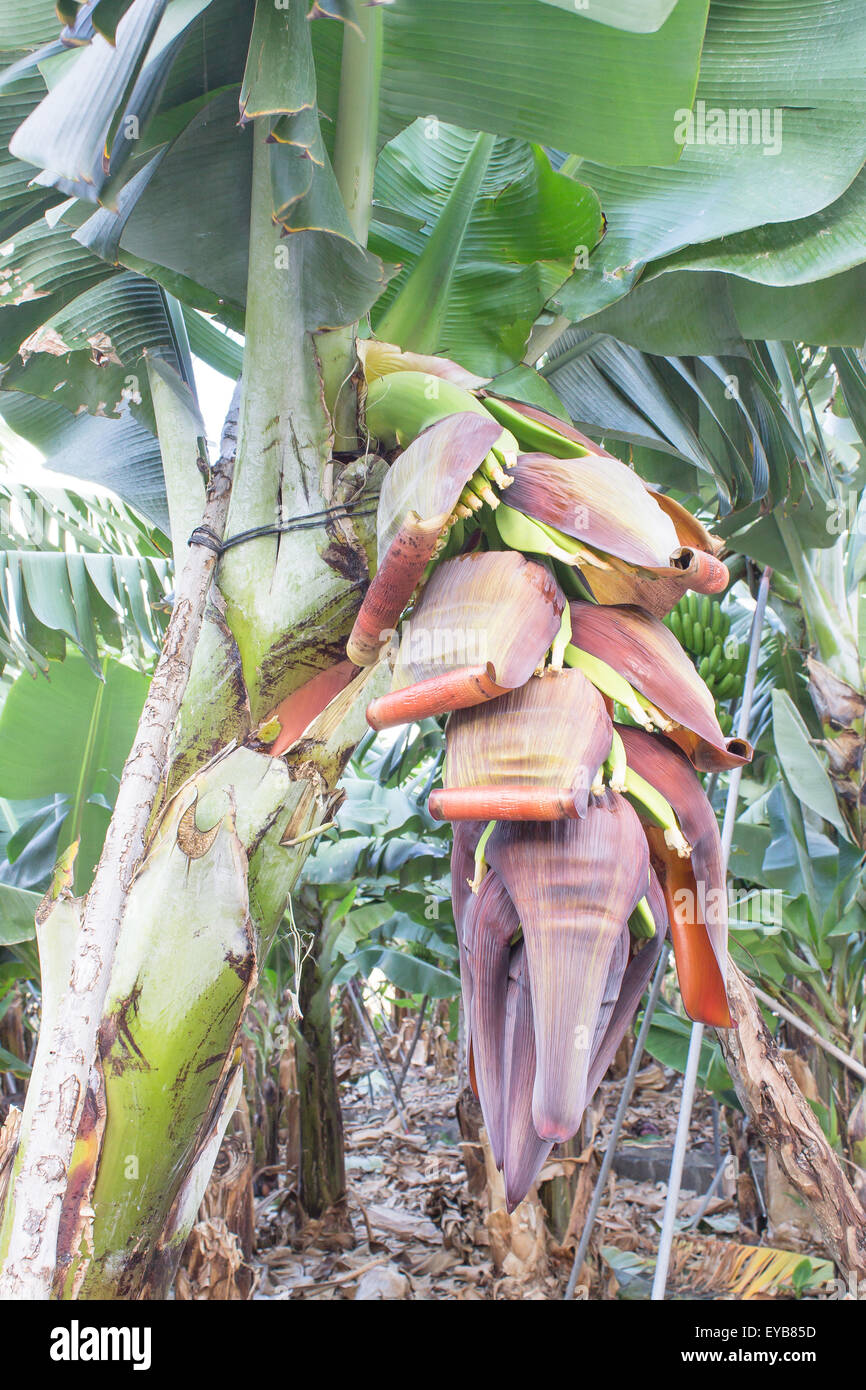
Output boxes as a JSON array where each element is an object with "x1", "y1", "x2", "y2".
[{"x1": 664, "y1": 593, "x2": 747, "y2": 733}]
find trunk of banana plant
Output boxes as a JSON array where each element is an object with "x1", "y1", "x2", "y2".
[
  {"x1": 720, "y1": 965, "x2": 866, "y2": 1278},
  {"x1": 769, "y1": 503, "x2": 866, "y2": 1214},
  {"x1": 0, "y1": 6, "x2": 384, "y2": 1300},
  {"x1": 539, "y1": 1136, "x2": 580, "y2": 1244},
  {"x1": 0, "y1": 393, "x2": 240, "y2": 1300},
  {"x1": 293, "y1": 889, "x2": 347, "y2": 1221}
]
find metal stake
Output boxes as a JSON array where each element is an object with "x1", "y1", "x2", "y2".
[
  {"x1": 347, "y1": 981, "x2": 411, "y2": 1132},
  {"x1": 651, "y1": 568, "x2": 772, "y2": 1301},
  {"x1": 685, "y1": 1151, "x2": 733, "y2": 1231},
  {"x1": 565, "y1": 941, "x2": 671, "y2": 1299},
  {"x1": 396, "y1": 994, "x2": 429, "y2": 1097},
  {"x1": 650, "y1": 1020, "x2": 705, "y2": 1299}
]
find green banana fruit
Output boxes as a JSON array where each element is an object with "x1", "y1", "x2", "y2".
[
  {"x1": 563, "y1": 646, "x2": 654, "y2": 730},
  {"x1": 622, "y1": 766, "x2": 692, "y2": 858},
  {"x1": 365, "y1": 371, "x2": 518, "y2": 457},
  {"x1": 496, "y1": 505, "x2": 596, "y2": 568},
  {"x1": 480, "y1": 396, "x2": 588, "y2": 459},
  {"x1": 628, "y1": 895, "x2": 657, "y2": 941},
  {"x1": 603, "y1": 728, "x2": 627, "y2": 792}
]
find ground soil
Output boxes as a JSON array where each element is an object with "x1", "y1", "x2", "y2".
[{"x1": 247, "y1": 1024, "x2": 829, "y2": 1301}]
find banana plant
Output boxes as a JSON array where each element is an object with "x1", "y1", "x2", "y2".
[
  {"x1": 0, "y1": 433, "x2": 171, "y2": 681},
  {"x1": 1, "y1": 0, "x2": 866, "y2": 1299},
  {"x1": 732, "y1": 379, "x2": 865, "y2": 1161},
  {"x1": 0, "y1": 424, "x2": 172, "y2": 902},
  {"x1": 0, "y1": 449, "x2": 175, "y2": 1103}
]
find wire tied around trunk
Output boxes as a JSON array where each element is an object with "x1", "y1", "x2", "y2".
[{"x1": 187, "y1": 502, "x2": 377, "y2": 557}]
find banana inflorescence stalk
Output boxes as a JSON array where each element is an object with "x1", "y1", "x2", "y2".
[{"x1": 347, "y1": 342, "x2": 752, "y2": 1209}]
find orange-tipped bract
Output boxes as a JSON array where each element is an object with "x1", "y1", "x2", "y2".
[
  {"x1": 431, "y1": 669, "x2": 612, "y2": 822},
  {"x1": 503, "y1": 451, "x2": 730, "y2": 618},
  {"x1": 366, "y1": 552, "x2": 564, "y2": 730},
  {"x1": 346, "y1": 412, "x2": 502, "y2": 665},
  {"x1": 505, "y1": 451, "x2": 680, "y2": 572},
  {"x1": 569, "y1": 601, "x2": 752, "y2": 771},
  {"x1": 618, "y1": 726, "x2": 732, "y2": 1028}
]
